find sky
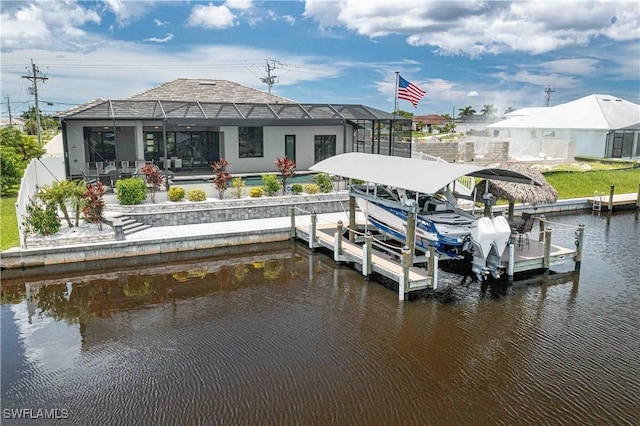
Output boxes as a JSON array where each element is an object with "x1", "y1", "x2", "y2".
[{"x1": 1, "y1": 0, "x2": 639, "y2": 119}]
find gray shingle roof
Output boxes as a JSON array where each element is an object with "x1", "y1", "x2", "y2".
[{"x1": 128, "y1": 78, "x2": 295, "y2": 104}]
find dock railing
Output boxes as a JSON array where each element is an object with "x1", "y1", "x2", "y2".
[
  {"x1": 289, "y1": 205, "x2": 436, "y2": 298},
  {"x1": 534, "y1": 215, "x2": 585, "y2": 273}
]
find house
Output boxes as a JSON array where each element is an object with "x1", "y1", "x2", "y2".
[
  {"x1": 56, "y1": 79, "x2": 409, "y2": 179},
  {"x1": 454, "y1": 114, "x2": 501, "y2": 135},
  {"x1": 0, "y1": 117, "x2": 26, "y2": 132},
  {"x1": 487, "y1": 94, "x2": 640, "y2": 158},
  {"x1": 411, "y1": 114, "x2": 449, "y2": 132}
]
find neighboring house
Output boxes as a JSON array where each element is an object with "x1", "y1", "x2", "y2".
[
  {"x1": 411, "y1": 114, "x2": 448, "y2": 132},
  {"x1": 0, "y1": 117, "x2": 26, "y2": 132},
  {"x1": 605, "y1": 122, "x2": 640, "y2": 159},
  {"x1": 487, "y1": 94, "x2": 640, "y2": 158},
  {"x1": 56, "y1": 79, "x2": 409, "y2": 179},
  {"x1": 455, "y1": 115, "x2": 501, "y2": 135}
]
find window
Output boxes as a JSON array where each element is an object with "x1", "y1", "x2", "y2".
[
  {"x1": 239, "y1": 127, "x2": 263, "y2": 158},
  {"x1": 541, "y1": 130, "x2": 555, "y2": 138},
  {"x1": 314, "y1": 135, "x2": 336, "y2": 162},
  {"x1": 285, "y1": 135, "x2": 296, "y2": 163},
  {"x1": 84, "y1": 128, "x2": 116, "y2": 162}
]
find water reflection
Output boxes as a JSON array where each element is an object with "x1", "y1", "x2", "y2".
[{"x1": 1, "y1": 213, "x2": 639, "y2": 425}]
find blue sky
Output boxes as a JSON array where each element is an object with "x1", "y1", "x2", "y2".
[{"x1": 2, "y1": 0, "x2": 639, "y2": 118}]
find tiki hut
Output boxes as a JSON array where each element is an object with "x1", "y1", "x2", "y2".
[{"x1": 477, "y1": 161, "x2": 558, "y2": 222}]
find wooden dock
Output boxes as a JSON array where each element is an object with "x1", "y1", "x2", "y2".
[
  {"x1": 589, "y1": 187, "x2": 640, "y2": 212},
  {"x1": 290, "y1": 209, "x2": 583, "y2": 300},
  {"x1": 296, "y1": 221, "x2": 433, "y2": 295},
  {"x1": 500, "y1": 238, "x2": 577, "y2": 273}
]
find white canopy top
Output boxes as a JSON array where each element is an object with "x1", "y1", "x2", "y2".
[{"x1": 310, "y1": 153, "x2": 540, "y2": 194}]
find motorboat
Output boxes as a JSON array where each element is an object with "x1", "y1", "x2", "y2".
[
  {"x1": 351, "y1": 184, "x2": 477, "y2": 259},
  {"x1": 310, "y1": 153, "x2": 542, "y2": 280}
]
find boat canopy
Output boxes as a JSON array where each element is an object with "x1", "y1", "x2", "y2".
[{"x1": 310, "y1": 153, "x2": 542, "y2": 195}]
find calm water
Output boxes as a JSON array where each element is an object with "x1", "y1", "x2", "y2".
[{"x1": 1, "y1": 212, "x2": 639, "y2": 425}]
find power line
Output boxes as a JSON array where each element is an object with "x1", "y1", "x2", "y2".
[
  {"x1": 544, "y1": 86, "x2": 555, "y2": 107},
  {"x1": 21, "y1": 59, "x2": 48, "y2": 146}
]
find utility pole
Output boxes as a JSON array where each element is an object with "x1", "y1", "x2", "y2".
[
  {"x1": 5, "y1": 96, "x2": 12, "y2": 125},
  {"x1": 544, "y1": 86, "x2": 555, "y2": 107},
  {"x1": 261, "y1": 59, "x2": 279, "y2": 94},
  {"x1": 21, "y1": 59, "x2": 48, "y2": 146}
]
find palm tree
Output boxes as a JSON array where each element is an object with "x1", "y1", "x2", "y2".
[
  {"x1": 481, "y1": 104, "x2": 497, "y2": 117},
  {"x1": 458, "y1": 106, "x2": 476, "y2": 117}
]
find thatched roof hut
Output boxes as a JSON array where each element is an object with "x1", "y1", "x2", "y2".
[{"x1": 477, "y1": 161, "x2": 558, "y2": 221}]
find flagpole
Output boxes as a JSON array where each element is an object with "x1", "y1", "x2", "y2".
[{"x1": 392, "y1": 71, "x2": 399, "y2": 155}]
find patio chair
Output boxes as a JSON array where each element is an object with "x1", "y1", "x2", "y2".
[{"x1": 513, "y1": 213, "x2": 534, "y2": 248}]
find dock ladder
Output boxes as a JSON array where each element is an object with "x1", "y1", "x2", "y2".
[{"x1": 592, "y1": 190, "x2": 603, "y2": 212}]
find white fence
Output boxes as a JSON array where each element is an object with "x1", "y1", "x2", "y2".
[
  {"x1": 15, "y1": 156, "x2": 66, "y2": 248},
  {"x1": 411, "y1": 151, "x2": 475, "y2": 197}
]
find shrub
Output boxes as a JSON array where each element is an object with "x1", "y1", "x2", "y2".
[
  {"x1": 187, "y1": 189, "x2": 206, "y2": 202},
  {"x1": 249, "y1": 187, "x2": 263, "y2": 198},
  {"x1": 140, "y1": 163, "x2": 164, "y2": 203},
  {"x1": 261, "y1": 173, "x2": 281, "y2": 196},
  {"x1": 23, "y1": 198, "x2": 60, "y2": 236},
  {"x1": 274, "y1": 156, "x2": 296, "y2": 193},
  {"x1": 211, "y1": 158, "x2": 231, "y2": 199},
  {"x1": 291, "y1": 183, "x2": 303, "y2": 195},
  {"x1": 82, "y1": 182, "x2": 107, "y2": 230},
  {"x1": 303, "y1": 183, "x2": 320, "y2": 194},
  {"x1": 116, "y1": 178, "x2": 147, "y2": 205},
  {"x1": 231, "y1": 177, "x2": 245, "y2": 199},
  {"x1": 314, "y1": 173, "x2": 333, "y2": 193},
  {"x1": 168, "y1": 187, "x2": 185, "y2": 202}
]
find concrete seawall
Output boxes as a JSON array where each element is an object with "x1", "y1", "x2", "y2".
[{"x1": 0, "y1": 194, "x2": 614, "y2": 276}]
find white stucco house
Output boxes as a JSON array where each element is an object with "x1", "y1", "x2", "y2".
[
  {"x1": 487, "y1": 94, "x2": 640, "y2": 159},
  {"x1": 55, "y1": 79, "x2": 410, "y2": 180}
]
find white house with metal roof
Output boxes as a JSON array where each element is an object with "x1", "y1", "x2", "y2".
[
  {"x1": 56, "y1": 79, "x2": 410, "y2": 181},
  {"x1": 487, "y1": 94, "x2": 640, "y2": 159}
]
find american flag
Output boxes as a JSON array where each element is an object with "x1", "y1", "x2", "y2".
[{"x1": 397, "y1": 75, "x2": 426, "y2": 108}]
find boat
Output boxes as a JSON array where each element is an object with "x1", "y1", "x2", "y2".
[
  {"x1": 350, "y1": 184, "x2": 477, "y2": 259},
  {"x1": 310, "y1": 153, "x2": 541, "y2": 280}
]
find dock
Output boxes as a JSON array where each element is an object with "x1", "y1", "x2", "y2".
[
  {"x1": 590, "y1": 184, "x2": 640, "y2": 212},
  {"x1": 290, "y1": 207, "x2": 583, "y2": 300}
]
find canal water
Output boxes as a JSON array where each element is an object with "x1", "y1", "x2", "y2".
[{"x1": 1, "y1": 212, "x2": 639, "y2": 425}]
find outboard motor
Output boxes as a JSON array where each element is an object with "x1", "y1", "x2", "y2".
[
  {"x1": 491, "y1": 216, "x2": 511, "y2": 257},
  {"x1": 470, "y1": 217, "x2": 496, "y2": 280}
]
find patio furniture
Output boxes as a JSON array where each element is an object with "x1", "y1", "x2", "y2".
[
  {"x1": 512, "y1": 213, "x2": 534, "y2": 248},
  {"x1": 172, "y1": 157, "x2": 182, "y2": 171}
]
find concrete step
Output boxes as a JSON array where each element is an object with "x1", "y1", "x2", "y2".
[{"x1": 123, "y1": 222, "x2": 152, "y2": 235}]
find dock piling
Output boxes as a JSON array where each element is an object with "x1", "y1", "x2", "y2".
[
  {"x1": 538, "y1": 215, "x2": 545, "y2": 242},
  {"x1": 334, "y1": 220, "x2": 343, "y2": 261},
  {"x1": 289, "y1": 205, "x2": 296, "y2": 239},
  {"x1": 608, "y1": 184, "x2": 615, "y2": 216},
  {"x1": 507, "y1": 242, "x2": 515, "y2": 283},
  {"x1": 575, "y1": 224, "x2": 585, "y2": 271},
  {"x1": 363, "y1": 231, "x2": 372, "y2": 280},
  {"x1": 400, "y1": 245, "x2": 410, "y2": 300},
  {"x1": 543, "y1": 227, "x2": 552, "y2": 275},
  {"x1": 309, "y1": 211, "x2": 317, "y2": 250}
]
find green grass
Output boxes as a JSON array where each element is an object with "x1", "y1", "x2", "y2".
[
  {"x1": 1, "y1": 194, "x2": 20, "y2": 250},
  {"x1": 544, "y1": 169, "x2": 640, "y2": 199}
]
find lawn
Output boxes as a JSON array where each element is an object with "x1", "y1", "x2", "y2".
[
  {"x1": 1, "y1": 195, "x2": 20, "y2": 250},
  {"x1": 544, "y1": 168, "x2": 640, "y2": 199}
]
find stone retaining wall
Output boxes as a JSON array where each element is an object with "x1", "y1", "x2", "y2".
[{"x1": 110, "y1": 193, "x2": 349, "y2": 227}]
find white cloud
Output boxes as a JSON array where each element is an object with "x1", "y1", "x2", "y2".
[
  {"x1": 188, "y1": 4, "x2": 237, "y2": 29},
  {"x1": 467, "y1": 91, "x2": 478, "y2": 97},
  {"x1": 144, "y1": 33, "x2": 174, "y2": 43},
  {"x1": 102, "y1": 0, "x2": 154, "y2": 26},
  {"x1": 0, "y1": 42, "x2": 340, "y2": 112},
  {"x1": 1, "y1": 1, "x2": 101, "y2": 51},
  {"x1": 154, "y1": 19, "x2": 170, "y2": 27},
  {"x1": 225, "y1": 0, "x2": 253, "y2": 10},
  {"x1": 283, "y1": 15, "x2": 296, "y2": 25},
  {"x1": 540, "y1": 59, "x2": 599, "y2": 76},
  {"x1": 303, "y1": 0, "x2": 640, "y2": 57}
]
